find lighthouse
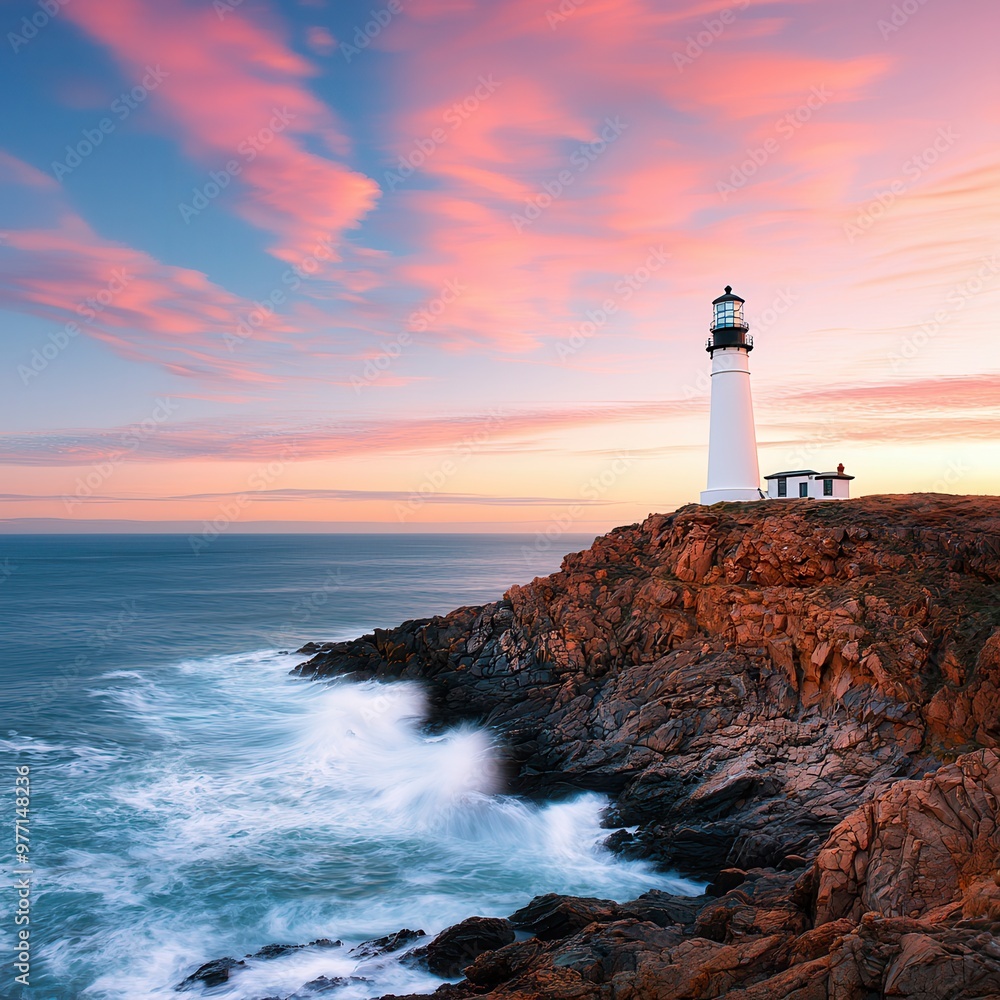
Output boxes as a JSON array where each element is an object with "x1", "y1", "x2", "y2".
[{"x1": 700, "y1": 286, "x2": 763, "y2": 504}]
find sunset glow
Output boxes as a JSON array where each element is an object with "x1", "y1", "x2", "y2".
[{"x1": 3, "y1": 0, "x2": 998, "y2": 531}]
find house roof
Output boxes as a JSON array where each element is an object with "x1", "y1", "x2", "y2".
[
  {"x1": 764, "y1": 469, "x2": 854, "y2": 480},
  {"x1": 764, "y1": 470, "x2": 856, "y2": 481}
]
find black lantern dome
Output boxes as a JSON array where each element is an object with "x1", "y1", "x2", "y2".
[{"x1": 706, "y1": 286, "x2": 753, "y2": 354}]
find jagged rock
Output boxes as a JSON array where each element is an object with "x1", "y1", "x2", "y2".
[
  {"x1": 814, "y1": 748, "x2": 1000, "y2": 926},
  {"x1": 619, "y1": 890, "x2": 701, "y2": 928},
  {"x1": 509, "y1": 895, "x2": 621, "y2": 940},
  {"x1": 249, "y1": 943, "x2": 302, "y2": 959},
  {"x1": 288, "y1": 976, "x2": 350, "y2": 997},
  {"x1": 705, "y1": 867, "x2": 748, "y2": 897},
  {"x1": 417, "y1": 916, "x2": 515, "y2": 977},
  {"x1": 245, "y1": 938, "x2": 342, "y2": 961},
  {"x1": 350, "y1": 928, "x2": 425, "y2": 959},
  {"x1": 374, "y1": 988, "x2": 480, "y2": 1000},
  {"x1": 693, "y1": 869, "x2": 808, "y2": 943},
  {"x1": 176, "y1": 957, "x2": 245, "y2": 990}
]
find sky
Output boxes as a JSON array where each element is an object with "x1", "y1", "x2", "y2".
[{"x1": 1, "y1": 0, "x2": 998, "y2": 534}]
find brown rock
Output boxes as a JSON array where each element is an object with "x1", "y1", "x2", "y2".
[{"x1": 814, "y1": 749, "x2": 1000, "y2": 925}]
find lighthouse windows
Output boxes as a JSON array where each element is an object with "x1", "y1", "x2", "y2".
[
  {"x1": 712, "y1": 300, "x2": 744, "y2": 329},
  {"x1": 798, "y1": 482, "x2": 809, "y2": 498},
  {"x1": 777, "y1": 477, "x2": 787, "y2": 497},
  {"x1": 823, "y1": 478, "x2": 834, "y2": 496}
]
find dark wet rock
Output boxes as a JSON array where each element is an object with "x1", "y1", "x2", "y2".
[
  {"x1": 288, "y1": 976, "x2": 350, "y2": 997},
  {"x1": 507, "y1": 890, "x2": 702, "y2": 944},
  {"x1": 176, "y1": 957, "x2": 245, "y2": 990},
  {"x1": 296, "y1": 641, "x2": 329, "y2": 655},
  {"x1": 248, "y1": 938, "x2": 342, "y2": 961},
  {"x1": 620, "y1": 889, "x2": 702, "y2": 928},
  {"x1": 249, "y1": 943, "x2": 302, "y2": 960},
  {"x1": 374, "y1": 988, "x2": 481, "y2": 1000},
  {"x1": 601, "y1": 828, "x2": 635, "y2": 855},
  {"x1": 508, "y1": 894, "x2": 621, "y2": 941},
  {"x1": 693, "y1": 869, "x2": 808, "y2": 943},
  {"x1": 412, "y1": 916, "x2": 515, "y2": 977},
  {"x1": 705, "y1": 866, "x2": 749, "y2": 897},
  {"x1": 777, "y1": 853, "x2": 809, "y2": 871},
  {"x1": 288, "y1": 976, "x2": 369, "y2": 998},
  {"x1": 350, "y1": 928, "x2": 425, "y2": 959}
]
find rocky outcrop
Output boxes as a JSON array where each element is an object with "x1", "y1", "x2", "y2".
[
  {"x1": 294, "y1": 495, "x2": 1000, "y2": 999},
  {"x1": 351, "y1": 929, "x2": 425, "y2": 959},
  {"x1": 416, "y1": 917, "x2": 516, "y2": 977},
  {"x1": 176, "y1": 956, "x2": 245, "y2": 989},
  {"x1": 813, "y1": 749, "x2": 1000, "y2": 927}
]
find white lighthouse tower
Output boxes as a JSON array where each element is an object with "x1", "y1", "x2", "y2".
[{"x1": 700, "y1": 286, "x2": 763, "y2": 504}]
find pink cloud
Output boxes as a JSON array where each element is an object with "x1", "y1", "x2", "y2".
[
  {"x1": 8, "y1": 0, "x2": 995, "y2": 400},
  {"x1": 3, "y1": 373, "x2": 997, "y2": 466},
  {"x1": 305, "y1": 25, "x2": 336, "y2": 56},
  {"x1": 0, "y1": 156, "x2": 292, "y2": 383},
  {"x1": 354, "y1": 0, "x2": 907, "y2": 354},
  {"x1": 64, "y1": 0, "x2": 378, "y2": 263},
  {"x1": 774, "y1": 374, "x2": 1000, "y2": 413},
  {"x1": 0, "y1": 400, "x2": 696, "y2": 466}
]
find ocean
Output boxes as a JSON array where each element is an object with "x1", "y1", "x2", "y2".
[{"x1": 1, "y1": 534, "x2": 701, "y2": 1000}]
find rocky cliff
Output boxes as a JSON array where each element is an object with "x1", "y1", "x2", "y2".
[{"x1": 296, "y1": 495, "x2": 1000, "y2": 999}]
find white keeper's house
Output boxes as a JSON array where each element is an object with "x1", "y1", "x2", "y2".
[
  {"x1": 699, "y1": 286, "x2": 855, "y2": 504},
  {"x1": 763, "y1": 466, "x2": 855, "y2": 500}
]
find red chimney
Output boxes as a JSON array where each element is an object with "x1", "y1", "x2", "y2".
[{"x1": 837, "y1": 463, "x2": 845, "y2": 475}]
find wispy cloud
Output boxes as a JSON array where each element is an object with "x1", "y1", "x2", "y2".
[
  {"x1": 0, "y1": 400, "x2": 692, "y2": 465},
  {"x1": 0, "y1": 155, "x2": 292, "y2": 382},
  {"x1": 3, "y1": 372, "x2": 998, "y2": 467},
  {"x1": 65, "y1": 0, "x2": 378, "y2": 263}
]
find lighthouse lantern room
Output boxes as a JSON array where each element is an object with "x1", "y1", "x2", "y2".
[{"x1": 700, "y1": 287, "x2": 763, "y2": 504}]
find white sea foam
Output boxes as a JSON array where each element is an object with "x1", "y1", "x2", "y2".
[{"x1": 36, "y1": 650, "x2": 702, "y2": 1000}]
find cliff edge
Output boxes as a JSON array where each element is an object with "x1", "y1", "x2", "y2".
[{"x1": 296, "y1": 494, "x2": 1000, "y2": 999}]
